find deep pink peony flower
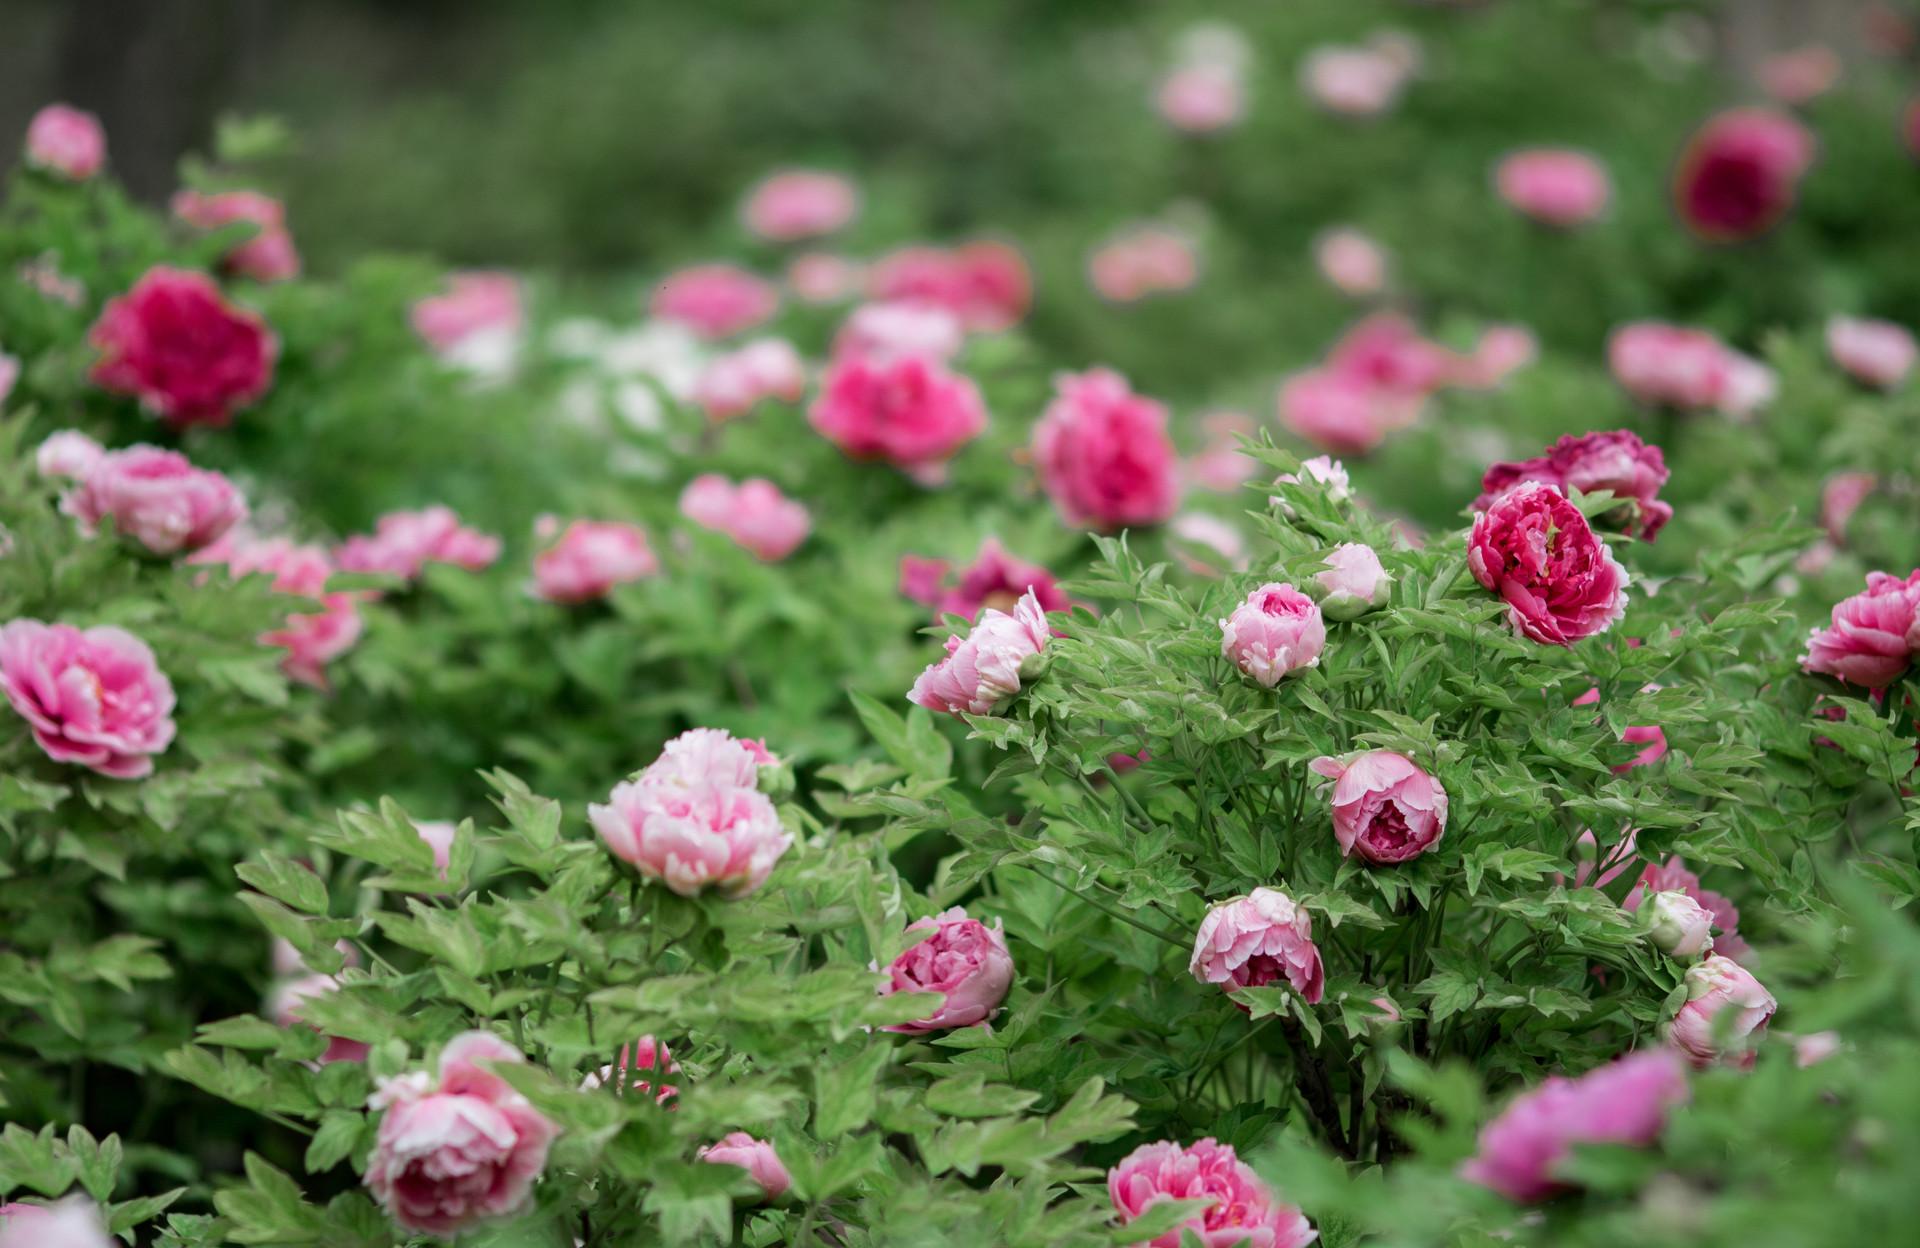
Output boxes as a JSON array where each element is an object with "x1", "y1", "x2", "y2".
[
  {"x1": 1821, "y1": 471, "x2": 1878, "y2": 545},
  {"x1": 651, "y1": 264, "x2": 779, "y2": 339},
  {"x1": 190, "y1": 535, "x2": 363, "y2": 689},
  {"x1": 1477, "y1": 429, "x2": 1673, "y2": 542},
  {"x1": 366, "y1": 1031, "x2": 559, "y2": 1236},
  {"x1": 532, "y1": 520, "x2": 658, "y2": 604},
  {"x1": 61, "y1": 445, "x2": 247, "y2": 556},
  {"x1": 698, "y1": 1133, "x2": 791, "y2": 1201},
  {"x1": 1667, "y1": 954, "x2": 1776, "y2": 1068},
  {"x1": 268, "y1": 973, "x2": 371, "y2": 1065},
  {"x1": 1311, "y1": 543, "x2": 1392, "y2": 620},
  {"x1": 1826, "y1": 316, "x2": 1916, "y2": 389},
  {"x1": 1313, "y1": 227, "x2": 1387, "y2": 297},
  {"x1": 928, "y1": 538, "x2": 1068, "y2": 622},
  {"x1": 172, "y1": 189, "x2": 300, "y2": 282},
  {"x1": 898, "y1": 555, "x2": 952, "y2": 607},
  {"x1": 1189, "y1": 888, "x2": 1325, "y2": 1005},
  {"x1": 1108, "y1": 1137, "x2": 1318, "y2": 1248},
  {"x1": 89, "y1": 267, "x2": 277, "y2": 429},
  {"x1": 581, "y1": 1035, "x2": 679, "y2": 1105},
  {"x1": 35, "y1": 431, "x2": 104, "y2": 481},
  {"x1": 1625, "y1": 857, "x2": 1749, "y2": 962},
  {"x1": 1801, "y1": 569, "x2": 1920, "y2": 688},
  {"x1": 909, "y1": 588, "x2": 1051, "y2": 716},
  {"x1": 1156, "y1": 64, "x2": 1246, "y2": 133},
  {"x1": 336, "y1": 506, "x2": 501, "y2": 583},
  {"x1": 1309, "y1": 750, "x2": 1447, "y2": 864},
  {"x1": 809, "y1": 352, "x2": 987, "y2": 479},
  {"x1": 679, "y1": 474, "x2": 811, "y2": 562},
  {"x1": 741, "y1": 169, "x2": 859, "y2": 242},
  {"x1": 1468, "y1": 482, "x2": 1628, "y2": 646},
  {"x1": 0, "y1": 620, "x2": 175, "y2": 779},
  {"x1": 1461, "y1": 1050, "x2": 1689, "y2": 1202},
  {"x1": 0, "y1": 1196, "x2": 113, "y2": 1248},
  {"x1": 1607, "y1": 322, "x2": 1735, "y2": 410},
  {"x1": 1495, "y1": 149, "x2": 1611, "y2": 227},
  {"x1": 411, "y1": 271, "x2": 523, "y2": 354},
  {"x1": 24, "y1": 104, "x2": 105, "y2": 180},
  {"x1": 833, "y1": 300, "x2": 965, "y2": 364},
  {"x1": 866, "y1": 241, "x2": 1031, "y2": 333},
  {"x1": 1327, "y1": 313, "x2": 1455, "y2": 398},
  {"x1": 878, "y1": 906, "x2": 1015, "y2": 1032},
  {"x1": 1219, "y1": 583, "x2": 1325, "y2": 685},
  {"x1": 693, "y1": 337, "x2": 806, "y2": 420},
  {"x1": 1673, "y1": 108, "x2": 1815, "y2": 242},
  {"x1": 1089, "y1": 226, "x2": 1200, "y2": 303},
  {"x1": 1032, "y1": 368, "x2": 1181, "y2": 530}
]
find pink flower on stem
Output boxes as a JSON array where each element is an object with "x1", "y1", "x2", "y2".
[
  {"x1": 1801, "y1": 570, "x2": 1920, "y2": 689},
  {"x1": 833, "y1": 301, "x2": 965, "y2": 365},
  {"x1": 365, "y1": 1031, "x2": 559, "y2": 1236},
  {"x1": 1309, "y1": 750, "x2": 1448, "y2": 864},
  {"x1": 1219, "y1": 583, "x2": 1325, "y2": 685},
  {"x1": 89, "y1": 266, "x2": 278, "y2": 429},
  {"x1": 1032, "y1": 368, "x2": 1181, "y2": 530},
  {"x1": 898, "y1": 555, "x2": 952, "y2": 607},
  {"x1": 741, "y1": 169, "x2": 859, "y2": 242},
  {"x1": 866, "y1": 241, "x2": 1031, "y2": 333},
  {"x1": 1607, "y1": 322, "x2": 1735, "y2": 411},
  {"x1": 1495, "y1": 149, "x2": 1611, "y2": 227},
  {"x1": 693, "y1": 338, "x2": 806, "y2": 420},
  {"x1": 1468, "y1": 482, "x2": 1629, "y2": 646},
  {"x1": 1642, "y1": 890, "x2": 1716, "y2": 958},
  {"x1": 1820, "y1": 472, "x2": 1877, "y2": 545},
  {"x1": 908, "y1": 589, "x2": 1051, "y2": 716},
  {"x1": 336, "y1": 506, "x2": 501, "y2": 583},
  {"x1": 61, "y1": 445, "x2": 247, "y2": 556},
  {"x1": 678, "y1": 474, "x2": 811, "y2": 562},
  {"x1": 1625, "y1": 858, "x2": 1749, "y2": 962},
  {"x1": 1300, "y1": 43, "x2": 1408, "y2": 117},
  {"x1": 1088, "y1": 226, "x2": 1199, "y2": 303},
  {"x1": 267, "y1": 974, "x2": 371, "y2": 1065},
  {"x1": 414, "y1": 821, "x2": 457, "y2": 881},
  {"x1": 24, "y1": 104, "x2": 105, "y2": 180},
  {"x1": 698, "y1": 1133, "x2": 791, "y2": 1201},
  {"x1": 1310, "y1": 543, "x2": 1392, "y2": 620},
  {"x1": 1108, "y1": 1137, "x2": 1318, "y2": 1248},
  {"x1": 172, "y1": 189, "x2": 301, "y2": 282},
  {"x1": 532, "y1": 520, "x2": 658, "y2": 604},
  {"x1": 0, "y1": 350, "x2": 18, "y2": 408},
  {"x1": 809, "y1": 352, "x2": 987, "y2": 479},
  {"x1": 907, "y1": 538, "x2": 1068, "y2": 622},
  {"x1": 1826, "y1": 316, "x2": 1916, "y2": 389},
  {"x1": 190, "y1": 536, "x2": 363, "y2": 689},
  {"x1": 580, "y1": 1035, "x2": 679, "y2": 1105},
  {"x1": 1666, "y1": 954, "x2": 1777, "y2": 1069},
  {"x1": 1275, "y1": 370, "x2": 1399, "y2": 457},
  {"x1": 651, "y1": 264, "x2": 779, "y2": 339},
  {"x1": 878, "y1": 906, "x2": 1015, "y2": 1033},
  {"x1": 1313, "y1": 228, "x2": 1387, "y2": 297},
  {"x1": 1189, "y1": 888, "x2": 1325, "y2": 1006},
  {"x1": 1477, "y1": 430, "x2": 1673, "y2": 542},
  {"x1": 1673, "y1": 108, "x2": 1815, "y2": 242},
  {"x1": 0, "y1": 620, "x2": 175, "y2": 779}
]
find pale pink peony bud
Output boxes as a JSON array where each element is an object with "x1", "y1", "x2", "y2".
[
  {"x1": 1189, "y1": 887, "x2": 1324, "y2": 1005},
  {"x1": 878, "y1": 906, "x2": 1015, "y2": 1032},
  {"x1": 908, "y1": 588, "x2": 1051, "y2": 716},
  {"x1": 698, "y1": 1133, "x2": 791, "y2": 1201},
  {"x1": 0, "y1": 619, "x2": 175, "y2": 778},
  {"x1": 34, "y1": 431, "x2": 105, "y2": 482},
  {"x1": 1300, "y1": 44, "x2": 1408, "y2": 117},
  {"x1": 532, "y1": 520, "x2": 658, "y2": 604},
  {"x1": 24, "y1": 104, "x2": 105, "y2": 180},
  {"x1": 1108, "y1": 1137, "x2": 1317, "y2": 1248},
  {"x1": 1272, "y1": 455, "x2": 1352, "y2": 508},
  {"x1": 1309, "y1": 750, "x2": 1447, "y2": 864},
  {"x1": 61, "y1": 445, "x2": 246, "y2": 556},
  {"x1": 1311, "y1": 543, "x2": 1392, "y2": 620},
  {"x1": 1667, "y1": 954, "x2": 1777, "y2": 1069},
  {"x1": 1643, "y1": 890, "x2": 1715, "y2": 958},
  {"x1": 1219, "y1": 583, "x2": 1325, "y2": 685},
  {"x1": 1156, "y1": 64, "x2": 1246, "y2": 133},
  {"x1": 740, "y1": 169, "x2": 859, "y2": 242},
  {"x1": 267, "y1": 973, "x2": 371, "y2": 1065},
  {"x1": 1826, "y1": 316, "x2": 1916, "y2": 389}
]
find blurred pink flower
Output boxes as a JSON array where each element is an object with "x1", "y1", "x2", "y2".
[
  {"x1": 1801, "y1": 569, "x2": 1920, "y2": 688},
  {"x1": 62, "y1": 445, "x2": 247, "y2": 556},
  {"x1": 1673, "y1": 108, "x2": 1815, "y2": 242},
  {"x1": 1088, "y1": 226, "x2": 1199, "y2": 303},
  {"x1": 532, "y1": 520, "x2": 658, "y2": 604},
  {"x1": 1156, "y1": 64, "x2": 1246, "y2": 133},
  {"x1": 1300, "y1": 43, "x2": 1408, "y2": 117},
  {"x1": 833, "y1": 301, "x2": 964, "y2": 364},
  {"x1": 1313, "y1": 227, "x2": 1387, "y2": 297},
  {"x1": 0, "y1": 619, "x2": 175, "y2": 779},
  {"x1": 786, "y1": 252, "x2": 865, "y2": 304},
  {"x1": 1826, "y1": 316, "x2": 1915, "y2": 389},
  {"x1": 1468, "y1": 482, "x2": 1628, "y2": 645},
  {"x1": 267, "y1": 973, "x2": 371, "y2": 1065},
  {"x1": 650, "y1": 263, "x2": 778, "y2": 339},
  {"x1": 24, "y1": 104, "x2": 105, "y2": 179},
  {"x1": 867, "y1": 241, "x2": 1030, "y2": 332},
  {"x1": 173, "y1": 189, "x2": 300, "y2": 282},
  {"x1": 1667, "y1": 954, "x2": 1776, "y2": 1068},
  {"x1": 1820, "y1": 471, "x2": 1877, "y2": 544},
  {"x1": 412, "y1": 271, "x2": 523, "y2": 354},
  {"x1": 741, "y1": 169, "x2": 859, "y2": 241},
  {"x1": 678, "y1": 474, "x2": 811, "y2": 562},
  {"x1": 1032, "y1": 368, "x2": 1181, "y2": 530},
  {"x1": 190, "y1": 535, "x2": 364, "y2": 689},
  {"x1": 810, "y1": 352, "x2": 987, "y2": 478},
  {"x1": 90, "y1": 266, "x2": 278, "y2": 429},
  {"x1": 1496, "y1": 149, "x2": 1611, "y2": 227},
  {"x1": 1758, "y1": 45, "x2": 1841, "y2": 105},
  {"x1": 336, "y1": 506, "x2": 500, "y2": 582},
  {"x1": 698, "y1": 1133, "x2": 791, "y2": 1201},
  {"x1": 693, "y1": 337, "x2": 806, "y2": 420}
]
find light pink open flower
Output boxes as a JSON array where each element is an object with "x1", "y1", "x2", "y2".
[
  {"x1": 62, "y1": 445, "x2": 247, "y2": 556},
  {"x1": 833, "y1": 300, "x2": 965, "y2": 364},
  {"x1": 1801, "y1": 569, "x2": 1920, "y2": 689},
  {"x1": 35, "y1": 431, "x2": 104, "y2": 481},
  {"x1": 1313, "y1": 228, "x2": 1387, "y2": 297},
  {"x1": 533, "y1": 520, "x2": 658, "y2": 604},
  {"x1": 878, "y1": 906, "x2": 1015, "y2": 1033},
  {"x1": 0, "y1": 620, "x2": 175, "y2": 779},
  {"x1": 741, "y1": 170, "x2": 859, "y2": 242},
  {"x1": 1461, "y1": 1050, "x2": 1689, "y2": 1202},
  {"x1": 580, "y1": 1035, "x2": 679, "y2": 1105},
  {"x1": 1309, "y1": 750, "x2": 1447, "y2": 864},
  {"x1": 1607, "y1": 322, "x2": 1736, "y2": 411},
  {"x1": 698, "y1": 1133, "x2": 791, "y2": 1201},
  {"x1": 651, "y1": 264, "x2": 779, "y2": 339},
  {"x1": 1108, "y1": 1137, "x2": 1318, "y2": 1248},
  {"x1": 89, "y1": 266, "x2": 278, "y2": 429},
  {"x1": 1667, "y1": 954, "x2": 1777, "y2": 1069},
  {"x1": 678, "y1": 474, "x2": 811, "y2": 562},
  {"x1": 24, "y1": 104, "x2": 105, "y2": 180},
  {"x1": 1277, "y1": 369, "x2": 1393, "y2": 455},
  {"x1": 1032, "y1": 368, "x2": 1181, "y2": 530},
  {"x1": 1311, "y1": 543, "x2": 1392, "y2": 620},
  {"x1": 0, "y1": 1196, "x2": 113, "y2": 1248},
  {"x1": 1189, "y1": 888, "x2": 1324, "y2": 1006},
  {"x1": 336, "y1": 506, "x2": 501, "y2": 583},
  {"x1": 1469, "y1": 482, "x2": 1628, "y2": 646},
  {"x1": 1220, "y1": 583, "x2": 1325, "y2": 685},
  {"x1": 1089, "y1": 226, "x2": 1199, "y2": 303},
  {"x1": 1300, "y1": 43, "x2": 1408, "y2": 117},
  {"x1": 1477, "y1": 430, "x2": 1673, "y2": 542},
  {"x1": 693, "y1": 337, "x2": 806, "y2": 420},
  {"x1": 809, "y1": 352, "x2": 988, "y2": 480},
  {"x1": 1826, "y1": 316, "x2": 1916, "y2": 389},
  {"x1": 1495, "y1": 149, "x2": 1611, "y2": 227},
  {"x1": 365, "y1": 1031, "x2": 559, "y2": 1237},
  {"x1": 268, "y1": 973, "x2": 371, "y2": 1065},
  {"x1": 172, "y1": 189, "x2": 301, "y2": 283},
  {"x1": 909, "y1": 588, "x2": 1051, "y2": 716},
  {"x1": 189, "y1": 535, "x2": 363, "y2": 689}
]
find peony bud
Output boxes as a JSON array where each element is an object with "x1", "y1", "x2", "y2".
[
  {"x1": 1667, "y1": 954, "x2": 1776, "y2": 1069},
  {"x1": 1643, "y1": 890, "x2": 1715, "y2": 958},
  {"x1": 1108, "y1": 1138, "x2": 1317, "y2": 1248},
  {"x1": 34, "y1": 430, "x2": 104, "y2": 482},
  {"x1": 1189, "y1": 888, "x2": 1325, "y2": 1005},
  {"x1": 1309, "y1": 750, "x2": 1447, "y2": 864},
  {"x1": 1311, "y1": 542, "x2": 1392, "y2": 620},
  {"x1": 23, "y1": 104, "x2": 105, "y2": 180},
  {"x1": 878, "y1": 906, "x2": 1015, "y2": 1032},
  {"x1": 908, "y1": 588, "x2": 1051, "y2": 716},
  {"x1": 698, "y1": 1133, "x2": 791, "y2": 1202},
  {"x1": 1220, "y1": 583, "x2": 1326, "y2": 685}
]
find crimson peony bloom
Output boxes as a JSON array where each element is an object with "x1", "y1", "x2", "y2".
[
  {"x1": 89, "y1": 267, "x2": 277, "y2": 429},
  {"x1": 1220, "y1": 583, "x2": 1325, "y2": 685},
  {"x1": 878, "y1": 906, "x2": 1015, "y2": 1032},
  {"x1": 1189, "y1": 888, "x2": 1325, "y2": 1005},
  {"x1": 1469, "y1": 482, "x2": 1628, "y2": 646},
  {"x1": 1801, "y1": 570, "x2": 1920, "y2": 689},
  {"x1": 1666, "y1": 955, "x2": 1776, "y2": 1069},
  {"x1": 0, "y1": 619, "x2": 175, "y2": 779},
  {"x1": 1673, "y1": 107, "x2": 1814, "y2": 242},
  {"x1": 62, "y1": 445, "x2": 247, "y2": 556},
  {"x1": 1108, "y1": 1137, "x2": 1318, "y2": 1248},
  {"x1": 1477, "y1": 429, "x2": 1673, "y2": 542},
  {"x1": 1310, "y1": 750, "x2": 1448, "y2": 864},
  {"x1": 1032, "y1": 368, "x2": 1181, "y2": 530}
]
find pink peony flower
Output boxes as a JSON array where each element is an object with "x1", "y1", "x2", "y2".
[
  {"x1": 698, "y1": 1133, "x2": 791, "y2": 1201},
  {"x1": 1821, "y1": 471, "x2": 1878, "y2": 544},
  {"x1": 581, "y1": 1035, "x2": 679, "y2": 1105},
  {"x1": 268, "y1": 973, "x2": 371, "y2": 1065},
  {"x1": 898, "y1": 555, "x2": 952, "y2": 607},
  {"x1": 1624, "y1": 857, "x2": 1749, "y2": 963},
  {"x1": 1032, "y1": 368, "x2": 1181, "y2": 530},
  {"x1": 1642, "y1": 890, "x2": 1715, "y2": 958},
  {"x1": 741, "y1": 169, "x2": 859, "y2": 242},
  {"x1": 1300, "y1": 44, "x2": 1407, "y2": 117},
  {"x1": 1187, "y1": 411, "x2": 1259, "y2": 493},
  {"x1": 89, "y1": 266, "x2": 278, "y2": 429},
  {"x1": 532, "y1": 520, "x2": 658, "y2": 604},
  {"x1": 0, "y1": 1197, "x2": 113, "y2": 1248},
  {"x1": 878, "y1": 906, "x2": 1015, "y2": 1032},
  {"x1": 787, "y1": 252, "x2": 864, "y2": 304},
  {"x1": 640, "y1": 727, "x2": 774, "y2": 792},
  {"x1": 1309, "y1": 750, "x2": 1448, "y2": 864},
  {"x1": 1826, "y1": 316, "x2": 1916, "y2": 389},
  {"x1": 1477, "y1": 429, "x2": 1673, "y2": 542},
  {"x1": 172, "y1": 189, "x2": 300, "y2": 282},
  {"x1": 1759, "y1": 45, "x2": 1841, "y2": 105},
  {"x1": 0, "y1": 620, "x2": 175, "y2": 779},
  {"x1": 190, "y1": 535, "x2": 363, "y2": 689},
  {"x1": 1469, "y1": 482, "x2": 1629, "y2": 646},
  {"x1": 1219, "y1": 583, "x2": 1325, "y2": 685},
  {"x1": 1792, "y1": 1030, "x2": 1842, "y2": 1068},
  {"x1": 365, "y1": 1031, "x2": 559, "y2": 1236},
  {"x1": 1170, "y1": 512, "x2": 1248, "y2": 577},
  {"x1": 1667, "y1": 954, "x2": 1777, "y2": 1068},
  {"x1": 336, "y1": 506, "x2": 501, "y2": 583},
  {"x1": 914, "y1": 538, "x2": 1068, "y2": 622},
  {"x1": 1461, "y1": 1050, "x2": 1689, "y2": 1202},
  {"x1": 651, "y1": 264, "x2": 779, "y2": 339},
  {"x1": 1156, "y1": 64, "x2": 1246, "y2": 133},
  {"x1": 1495, "y1": 149, "x2": 1611, "y2": 227},
  {"x1": 35, "y1": 430, "x2": 105, "y2": 482},
  {"x1": 1801, "y1": 569, "x2": 1920, "y2": 688},
  {"x1": 1673, "y1": 108, "x2": 1815, "y2": 242},
  {"x1": 1276, "y1": 371, "x2": 1402, "y2": 456},
  {"x1": 833, "y1": 301, "x2": 965, "y2": 364},
  {"x1": 1089, "y1": 226, "x2": 1200, "y2": 303},
  {"x1": 1327, "y1": 313, "x2": 1456, "y2": 399},
  {"x1": 62, "y1": 445, "x2": 247, "y2": 556},
  {"x1": 692, "y1": 337, "x2": 806, "y2": 420},
  {"x1": 23, "y1": 104, "x2": 105, "y2": 180},
  {"x1": 1313, "y1": 227, "x2": 1387, "y2": 297},
  {"x1": 1453, "y1": 324, "x2": 1539, "y2": 390},
  {"x1": 678, "y1": 474, "x2": 811, "y2": 562},
  {"x1": 809, "y1": 352, "x2": 987, "y2": 478},
  {"x1": 908, "y1": 588, "x2": 1051, "y2": 716},
  {"x1": 866, "y1": 241, "x2": 1031, "y2": 333},
  {"x1": 1311, "y1": 543, "x2": 1392, "y2": 620},
  {"x1": 412, "y1": 271, "x2": 523, "y2": 355},
  {"x1": 1108, "y1": 1137, "x2": 1318, "y2": 1248},
  {"x1": 1189, "y1": 888, "x2": 1325, "y2": 1005},
  {"x1": 1607, "y1": 322, "x2": 1734, "y2": 410}
]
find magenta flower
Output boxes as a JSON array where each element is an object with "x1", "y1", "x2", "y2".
[
  {"x1": 0, "y1": 620, "x2": 175, "y2": 779},
  {"x1": 1108, "y1": 1137, "x2": 1318, "y2": 1248},
  {"x1": 1468, "y1": 482, "x2": 1628, "y2": 646},
  {"x1": 698, "y1": 1133, "x2": 791, "y2": 1201},
  {"x1": 532, "y1": 520, "x2": 658, "y2": 604},
  {"x1": 190, "y1": 535, "x2": 364, "y2": 690},
  {"x1": 1477, "y1": 430, "x2": 1673, "y2": 542},
  {"x1": 1032, "y1": 368, "x2": 1181, "y2": 530},
  {"x1": 809, "y1": 352, "x2": 988, "y2": 480},
  {"x1": 878, "y1": 906, "x2": 1015, "y2": 1032},
  {"x1": 866, "y1": 240, "x2": 1030, "y2": 333},
  {"x1": 89, "y1": 266, "x2": 278, "y2": 429},
  {"x1": 1673, "y1": 107, "x2": 1814, "y2": 242},
  {"x1": 1495, "y1": 148, "x2": 1611, "y2": 227},
  {"x1": 678, "y1": 474, "x2": 811, "y2": 562}
]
